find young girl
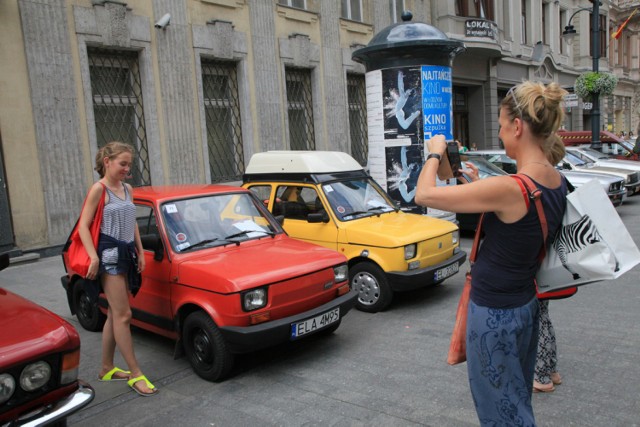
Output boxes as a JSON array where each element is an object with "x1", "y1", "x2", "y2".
[
  {"x1": 415, "y1": 81, "x2": 568, "y2": 425},
  {"x1": 78, "y1": 141, "x2": 157, "y2": 397}
]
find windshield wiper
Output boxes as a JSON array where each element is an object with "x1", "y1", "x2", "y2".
[
  {"x1": 224, "y1": 229, "x2": 274, "y2": 240},
  {"x1": 182, "y1": 238, "x2": 219, "y2": 251},
  {"x1": 342, "y1": 210, "x2": 369, "y2": 218},
  {"x1": 367, "y1": 206, "x2": 394, "y2": 216}
]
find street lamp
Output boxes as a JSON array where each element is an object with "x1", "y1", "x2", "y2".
[{"x1": 562, "y1": 1, "x2": 602, "y2": 149}]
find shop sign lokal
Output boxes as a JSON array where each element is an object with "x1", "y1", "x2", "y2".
[{"x1": 465, "y1": 19, "x2": 498, "y2": 40}]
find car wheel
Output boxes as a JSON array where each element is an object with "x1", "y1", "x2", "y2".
[
  {"x1": 182, "y1": 311, "x2": 234, "y2": 382},
  {"x1": 350, "y1": 262, "x2": 392, "y2": 313},
  {"x1": 73, "y1": 280, "x2": 106, "y2": 332}
]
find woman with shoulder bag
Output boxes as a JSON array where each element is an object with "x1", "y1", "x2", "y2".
[
  {"x1": 415, "y1": 81, "x2": 568, "y2": 425},
  {"x1": 78, "y1": 141, "x2": 157, "y2": 397}
]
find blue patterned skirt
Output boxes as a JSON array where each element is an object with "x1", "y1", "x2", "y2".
[{"x1": 466, "y1": 296, "x2": 540, "y2": 427}]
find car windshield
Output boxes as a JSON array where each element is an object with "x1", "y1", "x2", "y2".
[
  {"x1": 160, "y1": 193, "x2": 280, "y2": 252},
  {"x1": 576, "y1": 147, "x2": 612, "y2": 160},
  {"x1": 601, "y1": 141, "x2": 633, "y2": 157},
  {"x1": 460, "y1": 155, "x2": 508, "y2": 178},
  {"x1": 321, "y1": 179, "x2": 396, "y2": 221},
  {"x1": 563, "y1": 151, "x2": 590, "y2": 167}
]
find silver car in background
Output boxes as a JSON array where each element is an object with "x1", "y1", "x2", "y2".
[
  {"x1": 560, "y1": 150, "x2": 640, "y2": 196},
  {"x1": 565, "y1": 146, "x2": 640, "y2": 196},
  {"x1": 464, "y1": 150, "x2": 627, "y2": 206}
]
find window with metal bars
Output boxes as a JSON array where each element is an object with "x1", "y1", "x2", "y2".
[
  {"x1": 285, "y1": 68, "x2": 315, "y2": 150},
  {"x1": 347, "y1": 74, "x2": 368, "y2": 166},
  {"x1": 201, "y1": 59, "x2": 245, "y2": 182},
  {"x1": 88, "y1": 47, "x2": 150, "y2": 186}
]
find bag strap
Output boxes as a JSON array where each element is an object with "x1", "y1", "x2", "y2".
[
  {"x1": 469, "y1": 213, "x2": 484, "y2": 264},
  {"x1": 511, "y1": 174, "x2": 548, "y2": 261},
  {"x1": 64, "y1": 183, "x2": 107, "y2": 246}
]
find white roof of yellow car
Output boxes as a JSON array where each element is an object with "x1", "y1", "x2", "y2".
[{"x1": 245, "y1": 151, "x2": 363, "y2": 174}]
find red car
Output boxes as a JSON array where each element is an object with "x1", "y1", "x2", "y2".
[
  {"x1": 61, "y1": 185, "x2": 356, "y2": 382},
  {"x1": 0, "y1": 253, "x2": 94, "y2": 425}
]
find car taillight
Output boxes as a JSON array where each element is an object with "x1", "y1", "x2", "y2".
[{"x1": 60, "y1": 349, "x2": 81, "y2": 385}]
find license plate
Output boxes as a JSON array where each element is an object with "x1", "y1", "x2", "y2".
[
  {"x1": 291, "y1": 308, "x2": 340, "y2": 339},
  {"x1": 434, "y1": 263, "x2": 459, "y2": 281}
]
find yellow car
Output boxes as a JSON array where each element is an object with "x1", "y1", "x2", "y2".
[{"x1": 242, "y1": 151, "x2": 466, "y2": 313}]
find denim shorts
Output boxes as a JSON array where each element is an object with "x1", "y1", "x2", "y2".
[{"x1": 103, "y1": 263, "x2": 127, "y2": 276}]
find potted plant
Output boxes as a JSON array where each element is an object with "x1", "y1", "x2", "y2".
[{"x1": 574, "y1": 71, "x2": 618, "y2": 101}]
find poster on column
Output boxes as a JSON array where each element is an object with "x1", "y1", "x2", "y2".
[
  {"x1": 381, "y1": 67, "x2": 423, "y2": 212},
  {"x1": 421, "y1": 65, "x2": 456, "y2": 219},
  {"x1": 382, "y1": 67, "x2": 422, "y2": 142},
  {"x1": 422, "y1": 65, "x2": 453, "y2": 142}
]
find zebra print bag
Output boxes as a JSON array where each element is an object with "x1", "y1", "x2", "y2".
[{"x1": 536, "y1": 178, "x2": 640, "y2": 292}]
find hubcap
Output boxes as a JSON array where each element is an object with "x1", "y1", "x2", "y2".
[
  {"x1": 78, "y1": 293, "x2": 93, "y2": 320},
  {"x1": 352, "y1": 272, "x2": 380, "y2": 305},
  {"x1": 192, "y1": 329, "x2": 213, "y2": 364}
]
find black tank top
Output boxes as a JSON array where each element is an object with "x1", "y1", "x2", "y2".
[{"x1": 470, "y1": 175, "x2": 567, "y2": 308}]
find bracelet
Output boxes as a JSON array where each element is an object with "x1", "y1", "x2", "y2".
[{"x1": 426, "y1": 153, "x2": 442, "y2": 163}]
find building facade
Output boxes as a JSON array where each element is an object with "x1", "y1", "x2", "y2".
[{"x1": 0, "y1": 0, "x2": 638, "y2": 253}]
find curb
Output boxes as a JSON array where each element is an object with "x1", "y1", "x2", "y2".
[{"x1": 9, "y1": 253, "x2": 41, "y2": 265}]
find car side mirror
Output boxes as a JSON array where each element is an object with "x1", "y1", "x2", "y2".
[
  {"x1": 274, "y1": 214, "x2": 285, "y2": 225},
  {"x1": 561, "y1": 162, "x2": 571, "y2": 170},
  {"x1": 141, "y1": 234, "x2": 164, "y2": 261},
  {"x1": 307, "y1": 212, "x2": 330, "y2": 223}
]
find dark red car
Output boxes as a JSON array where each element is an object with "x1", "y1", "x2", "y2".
[
  {"x1": 61, "y1": 185, "x2": 356, "y2": 382},
  {"x1": 0, "y1": 253, "x2": 94, "y2": 426}
]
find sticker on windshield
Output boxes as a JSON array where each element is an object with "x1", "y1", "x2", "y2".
[
  {"x1": 164, "y1": 204, "x2": 178, "y2": 213},
  {"x1": 336, "y1": 206, "x2": 346, "y2": 214},
  {"x1": 232, "y1": 220, "x2": 266, "y2": 238},
  {"x1": 367, "y1": 200, "x2": 387, "y2": 208},
  {"x1": 176, "y1": 242, "x2": 190, "y2": 251},
  {"x1": 323, "y1": 185, "x2": 334, "y2": 193},
  {"x1": 176, "y1": 233, "x2": 187, "y2": 242}
]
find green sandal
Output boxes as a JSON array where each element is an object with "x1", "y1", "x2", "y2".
[
  {"x1": 127, "y1": 374, "x2": 158, "y2": 397},
  {"x1": 98, "y1": 367, "x2": 131, "y2": 382}
]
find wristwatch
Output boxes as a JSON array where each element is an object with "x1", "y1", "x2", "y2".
[{"x1": 426, "y1": 153, "x2": 442, "y2": 163}]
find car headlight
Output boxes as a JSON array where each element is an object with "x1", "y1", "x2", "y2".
[
  {"x1": 404, "y1": 243, "x2": 417, "y2": 260},
  {"x1": 20, "y1": 361, "x2": 51, "y2": 392},
  {"x1": 242, "y1": 288, "x2": 267, "y2": 311},
  {"x1": 333, "y1": 264, "x2": 348, "y2": 282},
  {"x1": 0, "y1": 373, "x2": 16, "y2": 404},
  {"x1": 625, "y1": 175, "x2": 631, "y2": 183},
  {"x1": 452, "y1": 230, "x2": 459, "y2": 245}
]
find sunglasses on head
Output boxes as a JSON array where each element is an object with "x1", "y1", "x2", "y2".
[{"x1": 506, "y1": 86, "x2": 523, "y2": 118}]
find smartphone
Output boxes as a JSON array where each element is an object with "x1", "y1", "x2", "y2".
[{"x1": 446, "y1": 141, "x2": 462, "y2": 177}]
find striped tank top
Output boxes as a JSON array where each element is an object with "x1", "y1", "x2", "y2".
[{"x1": 100, "y1": 184, "x2": 136, "y2": 265}]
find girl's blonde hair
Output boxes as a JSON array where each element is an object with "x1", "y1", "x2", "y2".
[
  {"x1": 94, "y1": 141, "x2": 134, "y2": 178},
  {"x1": 501, "y1": 81, "x2": 568, "y2": 165}
]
